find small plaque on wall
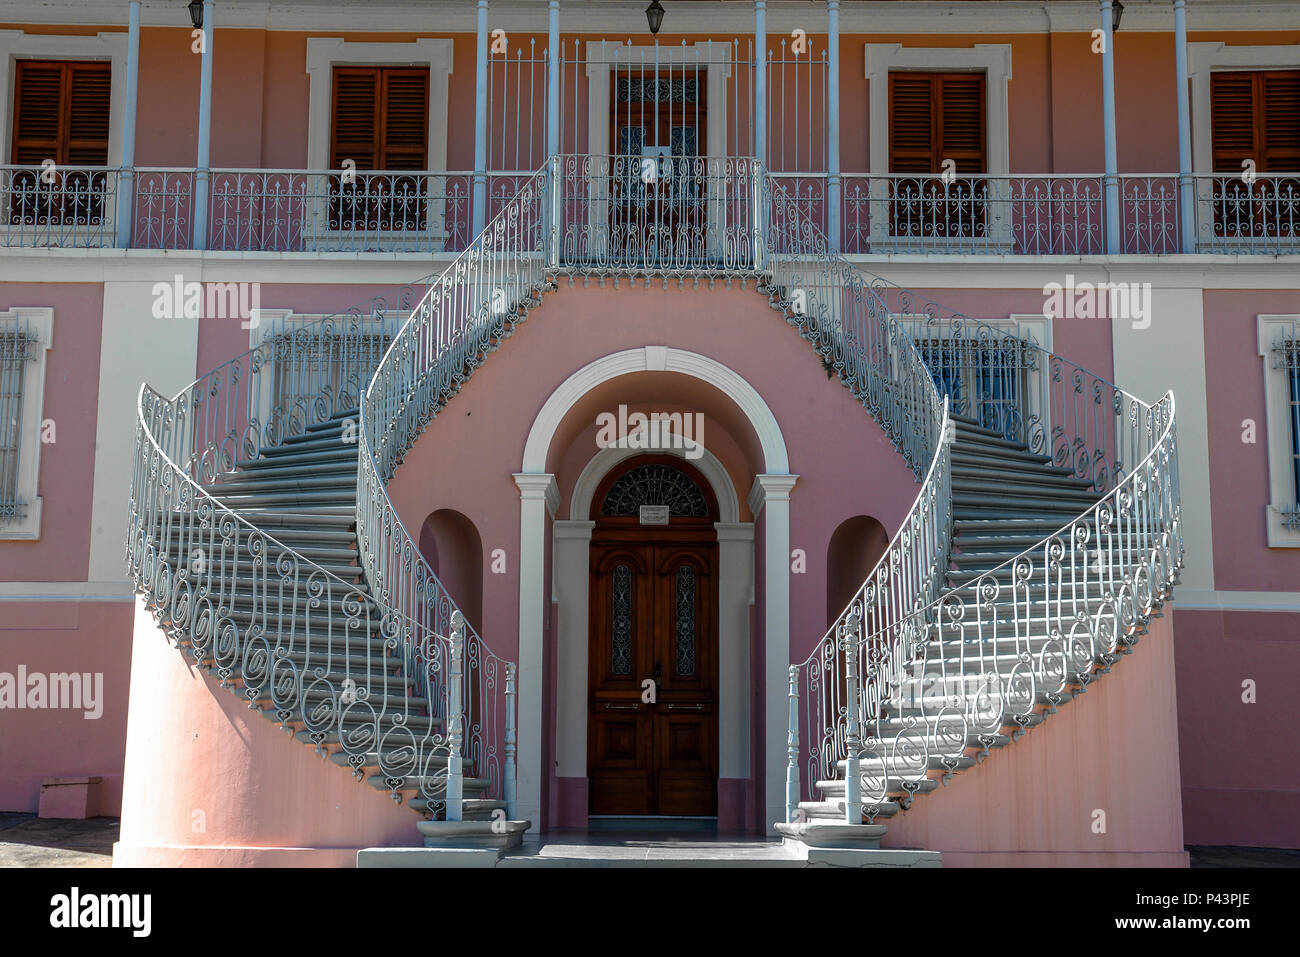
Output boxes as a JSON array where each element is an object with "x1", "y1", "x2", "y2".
[{"x1": 639, "y1": 505, "x2": 670, "y2": 526}]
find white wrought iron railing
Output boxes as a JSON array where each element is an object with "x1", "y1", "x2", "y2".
[
  {"x1": 783, "y1": 262, "x2": 1183, "y2": 825},
  {"x1": 356, "y1": 166, "x2": 551, "y2": 820},
  {"x1": 0, "y1": 165, "x2": 119, "y2": 248},
  {"x1": 551, "y1": 154, "x2": 762, "y2": 277},
  {"x1": 790, "y1": 389, "x2": 1179, "y2": 824},
  {"x1": 125, "y1": 280, "x2": 518, "y2": 818}
]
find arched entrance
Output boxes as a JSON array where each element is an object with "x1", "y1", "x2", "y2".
[{"x1": 587, "y1": 455, "x2": 720, "y2": 818}]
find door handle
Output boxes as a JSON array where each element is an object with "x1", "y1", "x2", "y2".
[
  {"x1": 666, "y1": 703, "x2": 704, "y2": 711},
  {"x1": 604, "y1": 702, "x2": 640, "y2": 711}
]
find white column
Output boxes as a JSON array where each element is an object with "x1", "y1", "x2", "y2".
[
  {"x1": 547, "y1": 0, "x2": 561, "y2": 158},
  {"x1": 826, "y1": 0, "x2": 841, "y2": 251},
  {"x1": 473, "y1": 0, "x2": 489, "y2": 236},
  {"x1": 715, "y1": 522, "x2": 755, "y2": 783},
  {"x1": 754, "y1": 0, "x2": 767, "y2": 163},
  {"x1": 115, "y1": 0, "x2": 140, "y2": 248},
  {"x1": 1100, "y1": 1, "x2": 1120, "y2": 255},
  {"x1": 192, "y1": 0, "x2": 215, "y2": 250},
  {"x1": 1173, "y1": 0, "x2": 1194, "y2": 254},
  {"x1": 750, "y1": 473, "x2": 797, "y2": 834},
  {"x1": 513, "y1": 472, "x2": 559, "y2": 828}
]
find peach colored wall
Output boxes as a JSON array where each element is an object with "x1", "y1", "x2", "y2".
[
  {"x1": 7, "y1": 22, "x2": 1300, "y2": 174},
  {"x1": 0, "y1": 601, "x2": 134, "y2": 815},
  {"x1": 882, "y1": 609, "x2": 1187, "y2": 867},
  {"x1": 0, "y1": 283, "x2": 104, "y2": 582},
  {"x1": 1202, "y1": 289, "x2": 1300, "y2": 591},
  {"x1": 1174, "y1": 608, "x2": 1300, "y2": 849},
  {"x1": 114, "y1": 598, "x2": 421, "y2": 866}
]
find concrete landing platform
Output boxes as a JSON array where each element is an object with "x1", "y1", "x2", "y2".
[{"x1": 358, "y1": 834, "x2": 941, "y2": 868}]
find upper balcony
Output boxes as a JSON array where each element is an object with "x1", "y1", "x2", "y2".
[
  {"x1": 4, "y1": 165, "x2": 1296, "y2": 256},
  {"x1": 1, "y1": 0, "x2": 1297, "y2": 258}
]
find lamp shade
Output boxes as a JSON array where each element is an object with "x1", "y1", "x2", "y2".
[{"x1": 646, "y1": 1, "x2": 665, "y2": 36}]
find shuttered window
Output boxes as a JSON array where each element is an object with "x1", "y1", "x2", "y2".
[
  {"x1": 9, "y1": 60, "x2": 111, "y2": 226},
  {"x1": 329, "y1": 67, "x2": 429, "y2": 172},
  {"x1": 888, "y1": 72, "x2": 987, "y2": 175},
  {"x1": 1209, "y1": 71, "x2": 1300, "y2": 239},
  {"x1": 11, "y1": 60, "x2": 111, "y2": 167},
  {"x1": 1211, "y1": 70, "x2": 1300, "y2": 173},
  {"x1": 888, "y1": 72, "x2": 988, "y2": 240},
  {"x1": 328, "y1": 67, "x2": 429, "y2": 232}
]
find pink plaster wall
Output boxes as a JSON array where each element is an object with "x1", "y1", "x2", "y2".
[
  {"x1": 882, "y1": 609, "x2": 1187, "y2": 866},
  {"x1": 0, "y1": 284, "x2": 104, "y2": 582},
  {"x1": 384, "y1": 282, "x2": 920, "y2": 828},
  {"x1": 0, "y1": 600, "x2": 134, "y2": 815},
  {"x1": 114, "y1": 599, "x2": 421, "y2": 867},
  {"x1": 1174, "y1": 608, "x2": 1300, "y2": 849}
]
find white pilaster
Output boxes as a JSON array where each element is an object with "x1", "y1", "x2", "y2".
[
  {"x1": 512, "y1": 471, "x2": 559, "y2": 827},
  {"x1": 749, "y1": 472, "x2": 798, "y2": 834}
]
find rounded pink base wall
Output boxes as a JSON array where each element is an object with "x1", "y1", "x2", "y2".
[
  {"x1": 113, "y1": 599, "x2": 421, "y2": 867},
  {"x1": 881, "y1": 608, "x2": 1187, "y2": 867}
]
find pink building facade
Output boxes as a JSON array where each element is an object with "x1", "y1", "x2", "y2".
[{"x1": 0, "y1": 0, "x2": 1296, "y2": 865}]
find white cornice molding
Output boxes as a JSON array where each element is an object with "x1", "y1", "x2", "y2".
[{"x1": 3, "y1": 2, "x2": 1300, "y2": 35}]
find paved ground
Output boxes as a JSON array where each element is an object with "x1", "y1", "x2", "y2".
[
  {"x1": 0, "y1": 814, "x2": 1295, "y2": 868},
  {"x1": 1188, "y1": 844, "x2": 1300, "y2": 868},
  {"x1": 0, "y1": 813, "x2": 117, "y2": 868}
]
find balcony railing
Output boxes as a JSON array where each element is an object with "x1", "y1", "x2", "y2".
[{"x1": 2, "y1": 164, "x2": 1298, "y2": 256}]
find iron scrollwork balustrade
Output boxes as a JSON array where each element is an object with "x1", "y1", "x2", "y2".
[
  {"x1": 771, "y1": 167, "x2": 1181, "y2": 823},
  {"x1": 1194, "y1": 173, "x2": 1300, "y2": 254},
  {"x1": 356, "y1": 166, "x2": 552, "y2": 821},
  {"x1": 1, "y1": 165, "x2": 119, "y2": 248},
  {"x1": 552, "y1": 155, "x2": 761, "y2": 278},
  {"x1": 126, "y1": 275, "x2": 516, "y2": 819}
]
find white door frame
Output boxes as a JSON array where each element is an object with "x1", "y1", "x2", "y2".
[{"x1": 515, "y1": 346, "x2": 794, "y2": 831}]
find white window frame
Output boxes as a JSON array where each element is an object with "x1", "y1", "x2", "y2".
[
  {"x1": 891, "y1": 312, "x2": 1050, "y2": 446},
  {"x1": 1258, "y1": 314, "x2": 1300, "y2": 548},
  {"x1": 304, "y1": 37, "x2": 454, "y2": 250},
  {"x1": 0, "y1": 30, "x2": 128, "y2": 169},
  {"x1": 1188, "y1": 42, "x2": 1300, "y2": 253},
  {"x1": 0, "y1": 30, "x2": 128, "y2": 244},
  {"x1": 0, "y1": 306, "x2": 52, "y2": 541},
  {"x1": 863, "y1": 43, "x2": 1012, "y2": 252},
  {"x1": 247, "y1": 308, "x2": 404, "y2": 449},
  {"x1": 583, "y1": 40, "x2": 734, "y2": 260}
]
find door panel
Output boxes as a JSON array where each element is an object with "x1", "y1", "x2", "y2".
[{"x1": 588, "y1": 539, "x2": 718, "y2": 816}]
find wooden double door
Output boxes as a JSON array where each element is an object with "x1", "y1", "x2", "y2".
[{"x1": 587, "y1": 459, "x2": 719, "y2": 817}]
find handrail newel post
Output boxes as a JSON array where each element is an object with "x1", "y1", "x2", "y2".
[
  {"x1": 842, "y1": 607, "x2": 863, "y2": 825},
  {"x1": 504, "y1": 660, "x2": 518, "y2": 820},
  {"x1": 785, "y1": 664, "x2": 800, "y2": 824},
  {"x1": 446, "y1": 610, "x2": 465, "y2": 822}
]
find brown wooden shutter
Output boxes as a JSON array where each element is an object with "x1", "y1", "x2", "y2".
[
  {"x1": 1262, "y1": 71, "x2": 1300, "y2": 171},
  {"x1": 889, "y1": 72, "x2": 986, "y2": 174},
  {"x1": 11, "y1": 60, "x2": 110, "y2": 166},
  {"x1": 329, "y1": 66, "x2": 429, "y2": 172},
  {"x1": 1211, "y1": 70, "x2": 1300, "y2": 173}
]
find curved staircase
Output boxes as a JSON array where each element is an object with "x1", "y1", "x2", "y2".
[{"x1": 126, "y1": 154, "x2": 1181, "y2": 856}]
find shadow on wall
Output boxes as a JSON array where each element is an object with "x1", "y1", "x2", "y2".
[
  {"x1": 417, "y1": 509, "x2": 485, "y2": 634},
  {"x1": 826, "y1": 515, "x2": 889, "y2": 631}
]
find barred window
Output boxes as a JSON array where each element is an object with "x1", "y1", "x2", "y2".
[
  {"x1": 916, "y1": 336, "x2": 1035, "y2": 443},
  {"x1": 1277, "y1": 335, "x2": 1300, "y2": 506},
  {"x1": 0, "y1": 322, "x2": 39, "y2": 524},
  {"x1": 1259, "y1": 315, "x2": 1300, "y2": 545}
]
